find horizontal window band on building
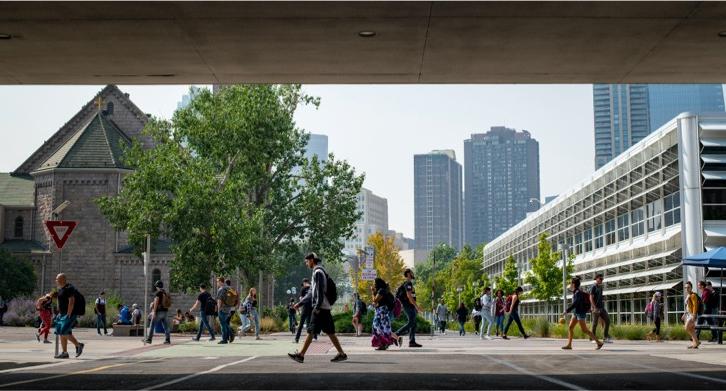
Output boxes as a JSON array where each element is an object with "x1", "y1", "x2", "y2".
[{"x1": 483, "y1": 113, "x2": 726, "y2": 324}]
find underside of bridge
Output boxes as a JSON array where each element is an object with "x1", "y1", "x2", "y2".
[{"x1": 2, "y1": 1, "x2": 726, "y2": 84}]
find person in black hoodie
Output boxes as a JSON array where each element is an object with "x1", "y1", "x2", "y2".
[
  {"x1": 456, "y1": 302, "x2": 468, "y2": 336},
  {"x1": 562, "y1": 277, "x2": 603, "y2": 350},
  {"x1": 293, "y1": 278, "x2": 313, "y2": 344}
]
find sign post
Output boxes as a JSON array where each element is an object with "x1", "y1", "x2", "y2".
[
  {"x1": 43, "y1": 220, "x2": 77, "y2": 358},
  {"x1": 361, "y1": 246, "x2": 376, "y2": 281}
]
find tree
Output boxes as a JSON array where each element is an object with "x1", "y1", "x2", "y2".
[
  {"x1": 355, "y1": 232, "x2": 406, "y2": 302},
  {"x1": 495, "y1": 255, "x2": 519, "y2": 295},
  {"x1": 0, "y1": 250, "x2": 36, "y2": 300},
  {"x1": 524, "y1": 233, "x2": 574, "y2": 320},
  {"x1": 439, "y1": 246, "x2": 490, "y2": 311},
  {"x1": 414, "y1": 243, "x2": 457, "y2": 311},
  {"x1": 98, "y1": 85, "x2": 364, "y2": 291}
]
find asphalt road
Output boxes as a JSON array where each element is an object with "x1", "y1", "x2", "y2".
[{"x1": 1, "y1": 353, "x2": 726, "y2": 390}]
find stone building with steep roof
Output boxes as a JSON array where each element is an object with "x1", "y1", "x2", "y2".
[{"x1": 0, "y1": 85, "x2": 175, "y2": 306}]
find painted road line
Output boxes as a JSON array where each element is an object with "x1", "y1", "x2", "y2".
[
  {"x1": 624, "y1": 359, "x2": 726, "y2": 385},
  {"x1": 487, "y1": 355, "x2": 587, "y2": 391},
  {"x1": 0, "y1": 363, "x2": 126, "y2": 388},
  {"x1": 140, "y1": 356, "x2": 257, "y2": 391},
  {"x1": 0, "y1": 360, "x2": 76, "y2": 374}
]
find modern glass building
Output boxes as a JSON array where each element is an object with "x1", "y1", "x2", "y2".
[
  {"x1": 464, "y1": 127, "x2": 540, "y2": 248},
  {"x1": 305, "y1": 133, "x2": 328, "y2": 163},
  {"x1": 484, "y1": 113, "x2": 726, "y2": 324},
  {"x1": 593, "y1": 84, "x2": 725, "y2": 169},
  {"x1": 414, "y1": 150, "x2": 463, "y2": 251}
]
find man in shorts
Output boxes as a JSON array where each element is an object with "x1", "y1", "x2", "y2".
[
  {"x1": 55, "y1": 273, "x2": 84, "y2": 359},
  {"x1": 288, "y1": 253, "x2": 347, "y2": 363}
]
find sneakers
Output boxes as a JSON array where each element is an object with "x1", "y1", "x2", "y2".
[
  {"x1": 256, "y1": 336, "x2": 262, "y2": 340},
  {"x1": 604, "y1": 337, "x2": 613, "y2": 344},
  {"x1": 523, "y1": 335, "x2": 530, "y2": 339},
  {"x1": 217, "y1": 340, "x2": 228, "y2": 344},
  {"x1": 143, "y1": 339, "x2": 152, "y2": 344},
  {"x1": 409, "y1": 342, "x2": 422, "y2": 348},
  {"x1": 288, "y1": 352, "x2": 304, "y2": 363},
  {"x1": 484, "y1": 335, "x2": 493, "y2": 340},
  {"x1": 43, "y1": 340, "x2": 52, "y2": 344},
  {"x1": 54, "y1": 352, "x2": 70, "y2": 359},
  {"x1": 163, "y1": 340, "x2": 171, "y2": 345},
  {"x1": 330, "y1": 353, "x2": 348, "y2": 362},
  {"x1": 75, "y1": 343, "x2": 85, "y2": 358},
  {"x1": 229, "y1": 333, "x2": 235, "y2": 343},
  {"x1": 191, "y1": 337, "x2": 200, "y2": 341},
  {"x1": 35, "y1": 332, "x2": 40, "y2": 342},
  {"x1": 397, "y1": 336, "x2": 403, "y2": 347},
  {"x1": 561, "y1": 345, "x2": 572, "y2": 350},
  {"x1": 596, "y1": 341, "x2": 604, "y2": 350},
  {"x1": 502, "y1": 335, "x2": 509, "y2": 340},
  {"x1": 209, "y1": 337, "x2": 216, "y2": 341}
]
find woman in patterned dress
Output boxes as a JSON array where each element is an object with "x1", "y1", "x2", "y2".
[{"x1": 370, "y1": 278, "x2": 396, "y2": 350}]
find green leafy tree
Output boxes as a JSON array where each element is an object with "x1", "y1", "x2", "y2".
[
  {"x1": 495, "y1": 255, "x2": 519, "y2": 295},
  {"x1": 524, "y1": 233, "x2": 574, "y2": 319},
  {"x1": 439, "y1": 246, "x2": 490, "y2": 311},
  {"x1": 414, "y1": 243, "x2": 457, "y2": 311},
  {"x1": 98, "y1": 85, "x2": 364, "y2": 291},
  {"x1": 0, "y1": 250, "x2": 36, "y2": 300}
]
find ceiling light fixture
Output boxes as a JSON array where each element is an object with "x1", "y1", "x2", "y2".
[
  {"x1": 718, "y1": 31, "x2": 726, "y2": 37},
  {"x1": 0, "y1": 33, "x2": 12, "y2": 40},
  {"x1": 358, "y1": 31, "x2": 376, "y2": 38}
]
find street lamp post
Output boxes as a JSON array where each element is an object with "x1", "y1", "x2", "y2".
[
  {"x1": 431, "y1": 251, "x2": 436, "y2": 339},
  {"x1": 456, "y1": 286, "x2": 464, "y2": 306},
  {"x1": 559, "y1": 242, "x2": 568, "y2": 317}
]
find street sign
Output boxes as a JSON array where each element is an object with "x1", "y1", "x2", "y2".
[
  {"x1": 364, "y1": 246, "x2": 375, "y2": 268},
  {"x1": 361, "y1": 268, "x2": 377, "y2": 281},
  {"x1": 44, "y1": 221, "x2": 77, "y2": 249}
]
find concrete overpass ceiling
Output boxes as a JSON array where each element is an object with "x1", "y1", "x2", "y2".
[{"x1": 1, "y1": 1, "x2": 726, "y2": 84}]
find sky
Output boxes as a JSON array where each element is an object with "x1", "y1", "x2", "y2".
[{"x1": 0, "y1": 84, "x2": 595, "y2": 238}]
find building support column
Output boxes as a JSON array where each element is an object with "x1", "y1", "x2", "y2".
[{"x1": 677, "y1": 115, "x2": 705, "y2": 286}]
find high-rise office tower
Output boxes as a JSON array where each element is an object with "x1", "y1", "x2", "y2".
[
  {"x1": 414, "y1": 150, "x2": 463, "y2": 251},
  {"x1": 305, "y1": 133, "x2": 328, "y2": 163},
  {"x1": 464, "y1": 127, "x2": 540, "y2": 247},
  {"x1": 343, "y1": 188, "x2": 389, "y2": 255},
  {"x1": 593, "y1": 84, "x2": 724, "y2": 169}
]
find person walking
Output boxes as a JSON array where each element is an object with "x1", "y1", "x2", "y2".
[
  {"x1": 370, "y1": 278, "x2": 396, "y2": 350},
  {"x1": 696, "y1": 281, "x2": 717, "y2": 342},
  {"x1": 215, "y1": 277, "x2": 234, "y2": 344},
  {"x1": 225, "y1": 279, "x2": 239, "y2": 343},
  {"x1": 395, "y1": 269, "x2": 423, "y2": 348},
  {"x1": 456, "y1": 302, "x2": 468, "y2": 336},
  {"x1": 293, "y1": 278, "x2": 313, "y2": 343},
  {"x1": 35, "y1": 292, "x2": 56, "y2": 343},
  {"x1": 472, "y1": 298, "x2": 482, "y2": 336},
  {"x1": 646, "y1": 292, "x2": 663, "y2": 342},
  {"x1": 287, "y1": 298, "x2": 298, "y2": 334},
  {"x1": 0, "y1": 296, "x2": 6, "y2": 326},
  {"x1": 480, "y1": 287, "x2": 494, "y2": 340},
  {"x1": 436, "y1": 299, "x2": 448, "y2": 334},
  {"x1": 561, "y1": 277, "x2": 603, "y2": 350},
  {"x1": 189, "y1": 283, "x2": 215, "y2": 341},
  {"x1": 706, "y1": 281, "x2": 721, "y2": 342},
  {"x1": 502, "y1": 287, "x2": 529, "y2": 340},
  {"x1": 241, "y1": 288, "x2": 261, "y2": 340},
  {"x1": 351, "y1": 293, "x2": 366, "y2": 337},
  {"x1": 54, "y1": 273, "x2": 84, "y2": 359},
  {"x1": 589, "y1": 274, "x2": 612, "y2": 343},
  {"x1": 288, "y1": 253, "x2": 348, "y2": 363},
  {"x1": 144, "y1": 280, "x2": 171, "y2": 345},
  {"x1": 493, "y1": 289, "x2": 505, "y2": 336},
  {"x1": 94, "y1": 291, "x2": 108, "y2": 336},
  {"x1": 684, "y1": 281, "x2": 701, "y2": 349}
]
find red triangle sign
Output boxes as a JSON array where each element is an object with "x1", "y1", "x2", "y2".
[{"x1": 44, "y1": 221, "x2": 78, "y2": 249}]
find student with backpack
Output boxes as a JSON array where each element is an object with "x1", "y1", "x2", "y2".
[
  {"x1": 696, "y1": 281, "x2": 716, "y2": 342},
  {"x1": 479, "y1": 287, "x2": 494, "y2": 340},
  {"x1": 144, "y1": 280, "x2": 171, "y2": 345},
  {"x1": 35, "y1": 291, "x2": 56, "y2": 344},
  {"x1": 493, "y1": 289, "x2": 505, "y2": 336},
  {"x1": 215, "y1": 277, "x2": 235, "y2": 344},
  {"x1": 189, "y1": 283, "x2": 216, "y2": 342},
  {"x1": 684, "y1": 281, "x2": 701, "y2": 349},
  {"x1": 293, "y1": 278, "x2": 313, "y2": 343},
  {"x1": 54, "y1": 273, "x2": 85, "y2": 359},
  {"x1": 590, "y1": 274, "x2": 612, "y2": 343},
  {"x1": 561, "y1": 277, "x2": 602, "y2": 350},
  {"x1": 395, "y1": 268, "x2": 423, "y2": 348},
  {"x1": 241, "y1": 287, "x2": 261, "y2": 340},
  {"x1": 94, "y1": 291, "x2": 108, "y2": 336},
  {"x1": 288, "y1": 253, "x2": 347, "y2": 363},
  {"x1": 646, "y1": 292, "x2": 663, "y2": 342},
  {"x1": 351, "y1": 293, "x2": 366, "y2": 337}
]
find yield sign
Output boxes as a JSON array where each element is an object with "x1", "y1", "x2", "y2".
[{"x1": 44, "y1": 221, "x2": 78, "y2": 249}]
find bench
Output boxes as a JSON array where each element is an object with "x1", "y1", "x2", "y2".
[
  {"x1": 694, "y1": 314, "x2": 726, "y2": 344},
  {"x1": 112, "y1": 324, "x2": 144, "y2": 337}
]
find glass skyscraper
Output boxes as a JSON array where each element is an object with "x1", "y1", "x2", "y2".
[
  {"x1": 593, "y1": 84, "x2": 725, "y2": 169},
  {"x1": 414, "y1": 150, "x2": 463, "y2": 251},
  {"x1": 464, "y1": 127, "x2": 540, "y2": 247}
]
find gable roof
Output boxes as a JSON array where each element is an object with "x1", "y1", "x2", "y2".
[
  {"x1": 0, "y1": 173, "x2": 34, "y2": 207},
  {"x1": 14, "y1": 85, "x2": 147, "y2": 174},
  {"x1": 34, "y1": 112, "x2": 132, "y2": 172}
]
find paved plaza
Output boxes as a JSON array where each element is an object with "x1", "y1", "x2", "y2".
[{"x1": 1, "y1": 327, "x2": 726, "y2": 390}]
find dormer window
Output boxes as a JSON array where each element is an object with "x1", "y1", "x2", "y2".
[{"x1": 106, "y1": 101, "x2": 114, "y2": 115}]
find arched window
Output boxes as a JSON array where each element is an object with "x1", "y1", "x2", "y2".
[
  {"x1": 151, "y1": 269, "x2": 161, "y2": 290},
  {"x1": 106, "y1": 101, "x2": 114, "y2": 115},
  {"x1": 14, "y1": 216, "x2": 23, "y2": 238}
]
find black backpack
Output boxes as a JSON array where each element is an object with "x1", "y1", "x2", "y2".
[
  {"x1": 73, "y1": 287, "x2": 86, "y2": 316},
  {"x1": 359, "y1": 300, "x2": 368, "y2": 315},
  {"x1": 577, "y1": 290, "x2": 591, "y2": 313},
  {"x1": 696, "y1": 293, "x2": 704, "y2": 315},
  {"x1": 204, "y1": 296, "x2": 217, "y2": 315},
  {"x1": 324, "y1": 272, "x2": 338, "y2": 306},
  {"x1": 396, "y1": 283, "x2": 407, "y2": 301}
]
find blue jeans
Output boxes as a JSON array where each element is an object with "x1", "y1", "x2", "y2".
[
  {"x1": 480, "y1": 312, "x2": 494, "y2": 337},
  {"x1": 458, "y1": 320, "x2": 466, "y2": 336},
  {"x1": 218, "y1": 311, "x2": 231, "y2": 342},
  {"x1": 288, "y1": 312, "x2": 297, "y2": 333},
  {"x1": 495, "y1": 315, "x2": 504, "y2": 334},
  {"x1": 396, "y1": 305, "x2": 417, "y2": 343},
  {"x1": 148, "y1": 311, "x2": 170, "y2": 342},
  {"x1": 96, "y1": 314, "x2": 107, "y2": 334},
  {"x1": 196, "y1": 312, "x2": 215, "y2": 340},
  {"x1": 242, "y1": 309, "x2": 260, "y2": 337}
]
